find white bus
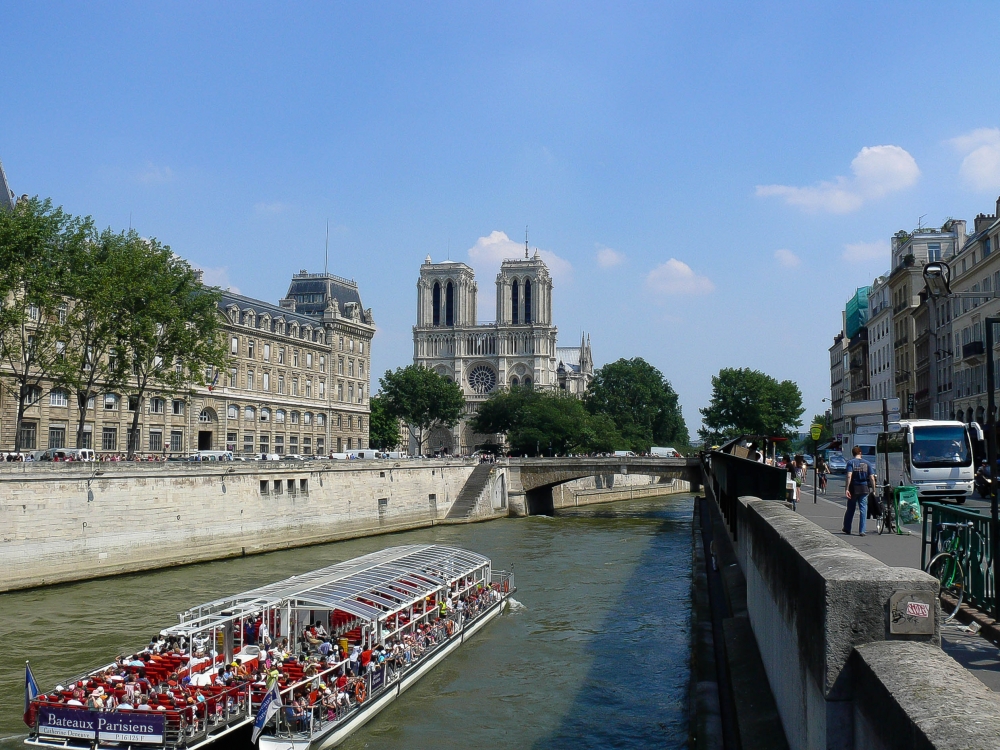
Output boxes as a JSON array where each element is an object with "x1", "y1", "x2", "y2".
[{"x1": 876, "y1": 420, "x2": 983, "y2": 504}]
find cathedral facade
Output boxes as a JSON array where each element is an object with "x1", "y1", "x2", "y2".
[{"x1": 412, "y1": 248, "x2": 593, "y2": 454}]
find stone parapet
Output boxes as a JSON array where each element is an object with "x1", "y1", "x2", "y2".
[{"x1": 0, "y1": 459, "x2": 486, "y2": 592}]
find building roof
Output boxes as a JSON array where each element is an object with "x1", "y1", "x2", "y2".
[
  {"x1": 285, "y1": 271, "x2": 366, "y2": 319},
  {"x1": 218, "y1": 289, "x2": 319, "y2": 328},
  {"x1": 555, "y1": 346, "x2": 583, "y2": 372}
]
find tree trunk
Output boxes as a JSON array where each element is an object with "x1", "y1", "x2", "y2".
[
  {"x1": 76, "y1": 391, "x2": 90, "y2": 449},
  {"x1": 13, "y1": 386, "x2": 27, "y2": 453},
  {"x1": 127, "y1": 394, "x2": 143, "y2": 460}
]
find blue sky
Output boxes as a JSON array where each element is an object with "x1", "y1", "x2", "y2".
[{"x1": 3, "y1": 2, "x2": 1000, "y2": 433}]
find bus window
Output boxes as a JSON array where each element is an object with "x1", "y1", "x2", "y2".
[{"x1": 910, "y1": 425, "x2": 971, "y2": 468}]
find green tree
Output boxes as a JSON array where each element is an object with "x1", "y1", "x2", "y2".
[
  {"x1": 0, "y1": 197, "x2": 92, "y2": 451},
  {"x1": 585, "y1": 358, "x2": 688, "y2": 452},
  {"x1": 116, "y1": 234, "x2": 227, "y2": 458},
  {"x1": 368, "y1": 394, "x2": 402, "y2": 451},
  {"x1": 50, "y1": 228, "x2": 135, "y2": 448},
  {"x1": 378, "y1": 365, "x2": 465, "y2": 455},
  {"x1": 698, "y1": 367, "x2": 804, "y2": 444},
  {"x1": 471, "y1": 388, "x2": 621, "y2": 455}
]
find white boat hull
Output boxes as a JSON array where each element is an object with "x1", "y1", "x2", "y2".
[{"x1": 259, "y1": 595, "x2": 509, "y2": 750}]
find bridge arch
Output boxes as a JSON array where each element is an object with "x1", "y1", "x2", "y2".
[{"x1": 506, "y1": 457, "x2": 701, "y2": 515}]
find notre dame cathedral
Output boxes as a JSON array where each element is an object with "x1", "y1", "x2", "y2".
[{"x1": 412, "y1": 245, "x2": 593, "y2": 455}]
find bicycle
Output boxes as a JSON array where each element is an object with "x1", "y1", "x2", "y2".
[
  {"x1": 871, "y1": 483, "x2": 894, "y2": 535},
  {"x1": 925, "y1": 521, "x2": 976, "y2": 620}
]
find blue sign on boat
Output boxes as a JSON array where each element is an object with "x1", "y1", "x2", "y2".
[{"x1": 38, "y1": 708, "x2": 165, "y2": 744}]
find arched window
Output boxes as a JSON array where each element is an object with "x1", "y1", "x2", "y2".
[
  {"x1": 445, "y1": 281, "x2": 454, "y2": 326},
  {"x1": 260, "y1": 408, "x2": 270, "y2": 422},
  {"x1": 510, "y1": 376, "x2": 519, "y2": 387},
  {"x1": 276, "y1": 409, "x2": 286, "y2": 423},
  {"x1": 291, "y1": 411, "x2": 300, "y2": 424},
  {"x1": 523, "y1": 377, "x2": 532, "y2": 388},
  {"x1": 228, "y1": 404, "x2": 239, "y2": 420},
  {"x1": 511, "y1": 280, "x2": 519, "y2": 325},
  {"x1": 524, "y1": 278, "x2": 532, "y2": 324},
  {"x1": 244, "y1": 406, "x2": 256, "y2": 421},
  {"x1": 432, "y1": 282, "x2": 441, "y2": 326}
]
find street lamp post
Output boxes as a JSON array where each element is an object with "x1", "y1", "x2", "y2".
[{"x1": 923, "y1": 260, "x2": 1000, "y2": 620}]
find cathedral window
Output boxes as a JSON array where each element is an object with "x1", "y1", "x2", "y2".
[
  {"x1": 510, "y1": 376, "x2": 519, "y2": 388},
  {"x1": 446, "y1": 281, "x2": 454, "y2": 326},
  {"x1": 432, "y1": 282, "x2": 441, "y2": 326},
  {"x1": 468, "y1": 365, "x2": 497, "y2": 394},
  {"x1": 524, "y1": 279, "x2": 532, "y2": 324},
  {"x1": 512, "y1": 280, "x2": 519, "y2": 325}
]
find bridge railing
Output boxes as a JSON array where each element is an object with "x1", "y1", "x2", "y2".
[{"x1": 707, "y1": 451, "x2": 788, "y2": 538}]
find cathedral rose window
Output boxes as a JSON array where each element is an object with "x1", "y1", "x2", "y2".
[{"x1": 468, "y1": 365, "x2": 497, "y2": 394}]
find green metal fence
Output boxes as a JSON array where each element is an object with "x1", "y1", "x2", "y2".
[{"x1": 921, "y1": 501, "x2": 995, "y2": 614}]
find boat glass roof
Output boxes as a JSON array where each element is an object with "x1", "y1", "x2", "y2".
[{"x1": 165, "y1": 545, "x2": 490, "y2": 635}]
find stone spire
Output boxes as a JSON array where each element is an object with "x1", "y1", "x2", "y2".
[{"x1": 0, "y1": 158, "x2": 15, "y2": 213}]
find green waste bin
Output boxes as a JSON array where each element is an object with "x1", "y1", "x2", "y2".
[{"x1": 894, "y1": 485, "x2": 920, "y2": 524}]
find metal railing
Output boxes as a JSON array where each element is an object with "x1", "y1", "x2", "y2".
[{"x1": 921, "y1": 501, "x2": 996, "y2": 614}]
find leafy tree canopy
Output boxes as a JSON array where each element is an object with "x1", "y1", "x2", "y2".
[
  {"x1": 472, "y1": 387, "x2": 621, "y2": 456},
  {"x1": 698, "y1": 367, "x2": 804, "y2": 444},
  {"x1": 585, "y1": 358, "x2": 688, "y2": 452},
  {"x1": 368, "y1": 394, "x2": 402, "y2": 451},
  {"x1": 378, "y1": 365, "x2": 465, "y2": 454}
]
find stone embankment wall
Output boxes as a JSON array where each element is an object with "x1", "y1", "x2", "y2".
[
  {"x1": 551, "y1": 474, "x2": 689, "y2": 509},
  {"x1": 729, "y1": 494, "x2": 1000, "y2": 749},
  {"x1": 0, "y1": 459, "x2": 504, "y2": 593}
]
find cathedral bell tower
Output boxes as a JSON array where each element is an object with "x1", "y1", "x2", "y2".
[
  {"x1": 416, "y1": 256, "x2": 478, "y2": 328},
  {"x1": 495, "y1": 249, "x2": 553, "y2": 325}
]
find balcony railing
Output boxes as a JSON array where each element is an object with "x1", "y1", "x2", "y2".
[{"x1": 895, "y1": 370, "x2": 911, "y2": 385}]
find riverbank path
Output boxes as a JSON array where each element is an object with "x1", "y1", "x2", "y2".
[{"x1": 795, "y1": 470, "x2": 1000, "y2": 693}]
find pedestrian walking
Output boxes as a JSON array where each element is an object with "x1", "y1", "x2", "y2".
[{"x1": 843, "y1": 446, "x2": 876, "y2": 536}]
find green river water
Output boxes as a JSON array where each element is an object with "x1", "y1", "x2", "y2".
[{"x1": 0, "y1": 493, "x2": 693, "y2": 749}]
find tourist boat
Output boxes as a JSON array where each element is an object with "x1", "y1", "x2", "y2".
[{"x1": 23, "y1": 544, "x2": 514, "y2": 750}]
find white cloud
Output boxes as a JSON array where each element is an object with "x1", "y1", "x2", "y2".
[
  {"x1": 756, "y1": 145, "x2": 920, "y2": 213},
  {"x1": 196, "y1": 265, "x2": 240, "y2": 293},
  {"x1": 466, "y1": 230, "x2": 572, "y2": 279},
  {"x1": 136, "y1": 162, "x2": 174, "y2": 185},
  {"x1": 254, "y1": 201, "x2": 292, "y2": 215},
  {"x1": 646, "y1": 259, "x2": 714, "y2": 295},
  {"x1": 842, "y1": 240, "x2": 890, "y2": 263},
  {"x1": 950, "y1": 128, "x2": 1000, "y2": 191},
  {"x1": 773, "y1": 249, "x2": 800, "y2": 268},
  {"x1": 596, "y1": 246, "x2": 625, "y2": 268}
]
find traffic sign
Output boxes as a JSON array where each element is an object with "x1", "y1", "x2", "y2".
[
  {"x1": 854, "y1": 413, "x2": 900, "y2": 426},
  {"x1": 857, "y1": 423, "x2": 903, "y2": 435},
  {"x1": 810, "y1": 424, "x2": 823, "y2": 441},
  {"x1": 843, "y1": 398, "x2": 901, "y2": 416}
]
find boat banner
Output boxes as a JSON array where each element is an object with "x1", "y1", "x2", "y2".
[
  {"x1": 37, "y1": 708, "x2": 164, "y2": 744},
  {"x1": 370, "y1": 666, "x2": 385, "y2": 692}
]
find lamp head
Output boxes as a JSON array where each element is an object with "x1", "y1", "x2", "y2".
[{"x1": 922, "y1": 261, "x2": 952, "y2": 299}]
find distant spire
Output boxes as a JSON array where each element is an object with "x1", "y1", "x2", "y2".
[
  {"x1": 525, "y1": 226, "x2": 529, "y2": 259},
  {"x1": 325, "y1": 220, "x2": 329, "y2": 276},
  {"x1": 0, "y1": 159, "x2": 13, "y2": 212}
]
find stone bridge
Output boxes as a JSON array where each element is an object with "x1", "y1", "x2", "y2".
[{"x1": 504, "y1": 456, "x2": 701, "y2": 515}]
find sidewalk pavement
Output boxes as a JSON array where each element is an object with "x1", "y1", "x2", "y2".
[{"x1": 794, "y1": 471, "x2": 1000, "y2": 692}]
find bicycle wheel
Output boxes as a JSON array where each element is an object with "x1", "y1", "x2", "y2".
[
  {"x1": 926, "y1": 552, "x2": 965, "y2": 620},
  {"x1": 875, "y1": 506, "x2": 886, "y2": 535}
]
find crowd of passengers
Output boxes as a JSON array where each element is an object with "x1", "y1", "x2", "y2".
[{"x1": 31, "y1": 583, "x2": 505, "y2": 734}]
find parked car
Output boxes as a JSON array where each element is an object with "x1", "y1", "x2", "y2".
[
  {"x1": 827, "y1": 452, "x2": 848, "y2": 474},
  {"x1": 802, "y1": 454, "x2": 814, "y2": 467}
]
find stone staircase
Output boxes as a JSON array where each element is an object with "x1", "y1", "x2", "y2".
[{"x1": 446, "y1": 463, "x2": 494, "y2": 519}]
